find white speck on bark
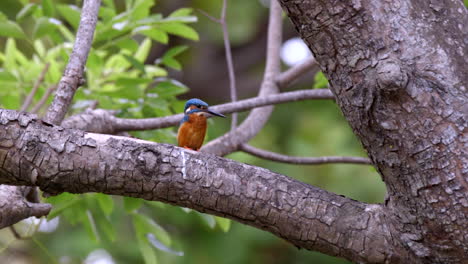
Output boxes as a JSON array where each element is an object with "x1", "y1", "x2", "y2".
[{"x1": 181, "y1": 150, "x2": 187, "y2": 179}]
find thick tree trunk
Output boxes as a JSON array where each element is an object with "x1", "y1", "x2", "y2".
[{"x1": 279, "y1": 0, "x2": 467, "y2": 263}]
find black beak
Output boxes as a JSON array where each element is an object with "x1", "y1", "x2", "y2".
[{"x1": 207, "y1": 108, "x2": 225, "y2": 118}]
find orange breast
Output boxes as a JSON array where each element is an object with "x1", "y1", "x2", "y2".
[{"x1": 177, "y1": 114, "x2": 207, "y2": 150}]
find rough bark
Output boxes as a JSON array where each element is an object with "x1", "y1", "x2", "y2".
[
  {"x1": 279, "y1": 0, "x2": 468, "y2": 263},
  {"x1": 0, "y1": 185, "x2": 51, "y2": 228},
  {"x1": 43, "y1": 0, "x2": 101, "y2": 125},
  {"x1": 1, "y1": 109, "x2": 400, "y2": 263}
]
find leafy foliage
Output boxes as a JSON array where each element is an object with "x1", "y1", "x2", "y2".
[{"x1": 0, "y1": 1, "x2": 230, "y2": 263}]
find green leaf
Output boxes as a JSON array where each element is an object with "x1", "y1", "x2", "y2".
[
  {"x1": 137, "y1": 235, "x2": 158, "y2": 264},
  {"x1": 163, "y1": 8, "x2": 198, "y2": 23},
  {"x1": 166, "y1": 8, "x2": 197, "y2": 23},
  {"x1": 42, "y1": 0, "x2": 56, "y2": 17},
  {"x1": 123, "y1": 54, "x2": 146, "y2": 72},
  {"x1": 161, "y1": 46, "x2": 188, "y2": 70},
  {"x1": 33, "y1": 17, "x2": 58, "y2": 39},
  {"x1": 86, "y1": 52, "x2": 104, "y2": 72},
  {"x1": 95, "y1": 193, "x2": 114, "y2": 216},
  {"x1": 161, "y1": 57, "x2": 181, "y2": 70},
  {"x1": 55, "y1": 23, "x2": 75, "y2": 42},
  {"x1": 4, "y1": 38, "x2": 19, "y2": 69},
  {"x1": 45, "y1": 192, "x2": 81, "y2": 220},
  {"x1": 215, "y1": 216, "x2": 231, "y2": 232},
  {"x1": 102, "y1": 0, "x2": 116, "y2": 11},
  {"x1": 147, "y1": 234, "x2": 183, "y2": 256},
  {"x1": 145, "y1": 65, "x2": 167, "y2": 78},
  {"x1": 94, "y1": 211, "x2": 116, "y2": 242},
  {"x1": 131, "y1": 0, "x2": 155, "y2": 20},
  {"x1": 132, "y1": 214, "x2": 158, "y2": 264},
  {"x1": 158, "y1": 23, "x2": 198, "y2": 41},
  {"x1": 164, "y1": 45, "x2": 188, "y2": 58},
  {"x1": 124, "y1": 197, "x2": 144, "y2": 212},
  {"x1": 313, "y1": 71, "x2": 329, "y2": 89},
  {"x1": 99, "y1": 6, "x2": 117, "y2": 23},
  {"x1": 116, "y1": 38, "x2": 139, "y2": 52},
  {"x1": 57, "y1": 4, "x2": 81, "y2": 29},
  {"x1": 0, "y1": 70, "x2": 17, "y2": 83},
  {"x1": 152, "y1": 80, "x2": 188, "y2": 97},
  {"x1": 198, "y1": 213, "x2": 216, "y2": 229},
  {"x1": 136, "y1": 14, "x2": 163, "y2": 25},
  {"x1": 115, "y1": 77, "x2": 152, "y2": 86},
  {"x1": 0, "y1": 20, "x2": 27, "y2": 39},
  {"x1": 16, "y1": 3, "x2": 38, "y2": 22},
  {"x1": 132, "y1": 214, "x2": 171, "y2": 246},
  {"x1": 82, "y1": 210, "x2": 100, "y2": 242},
  {"x1": 138, "y1": 27, "x2": 168, "y2": 44},
  {"x1": 134, "y1": 38, "x2": 152, "y2": 62},
  {"x1": 169, "y1": 8, "x2": 193, "y2": 17},
  {"x1": 34, "y1": 39, "x2": 46, "y2": 57}
]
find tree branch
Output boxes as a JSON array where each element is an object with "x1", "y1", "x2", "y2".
[
  {"x1": 30, "y1": 85, "x2": 57, "y2": 114},
  {"x1": 43, "y1": 0, "x2": 101, "y2": 125},
  {"x1": 240, "y1": 144, "x2": 372, "y2": 165},
  {"x1": 0, "y1": 185, "x2": 51, "y2": 229},
  {"x1": 220, "y1": 0, "x2": 239, "y2": 130},
  {"x1": 20, "y1": 63, "x2": 50, "y2": 112},
  {"x1": 200, "y1": 0, "x2": 283, "y2": 156},
  {"x1": 0, "y1": 109, "x2": 405, "y2": 263},
  {"x1": 61, "y1": 89, "x2": 334, "y2": 134},
  {"x1": 276, "y1": 57, "x2": 319, "y2": 88},
  {"x1": 198, "y1": 1, "x2": 238, "y2": 129}
]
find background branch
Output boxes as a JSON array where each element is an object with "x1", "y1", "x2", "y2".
[
  {"x1": 43, "y1": 0, "x2": 101, "y2": 125},
  {"x1": 276, "y1": 57, "x2": 318, "y2": 88},
  {"x1": 219, "y1": 0, "x2": 239, "y2": 130},
  {"x1": 241, "y1": 144, "x2": 372, "y2": 165},
  {"x1": 61, "y1": 89, "x2": 334, "y2": 133},
  {"x1": 0, "y1": 185, "x2": 51, "y2": 229},
  {"x1": 30, "y1": 85, "x2": 57, "y2": 114},
  {"x1": 20, "y1": 63, "x2": 50, "y2": 112},
  {"x1": 200, "y1": 0, "x2": 283, "y2": 156}
]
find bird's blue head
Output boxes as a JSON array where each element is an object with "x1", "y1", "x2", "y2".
[
  {"x1": 184, "y1": 98, "x2": 209, "y2": 113},
  {"x1": 180, "y1": 98, "x2": 225, "y2": 124}
]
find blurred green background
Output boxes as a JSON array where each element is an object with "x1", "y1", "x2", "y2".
[{"x1": 0, "y1": 0, "x2": 389, "y2": 263}]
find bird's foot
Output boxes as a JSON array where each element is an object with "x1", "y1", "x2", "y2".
[{"x1": 183, "y1": 146, "x2": 197, "y2": 151}]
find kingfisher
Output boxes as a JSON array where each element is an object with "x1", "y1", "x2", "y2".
[{"x1": 177, "y1": 98, "x2": 225, "y2": 151}]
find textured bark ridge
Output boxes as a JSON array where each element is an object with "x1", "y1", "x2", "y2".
[
  {"x1": 1, "y1": 109, "x2": 407, "y2": 263},
  {"x1": 279, "y1": 0, "x2": 467, "y2": 263}
]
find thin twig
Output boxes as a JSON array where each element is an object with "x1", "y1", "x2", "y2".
[
  {"x1": 111, "y1": 89, "x2": 333, "y2": 132},
  {"x1": 197, "y1": 9, "x2": 221, "y2": 23},
  {"x1": 198, "y1": 2, "x2": 238, "y2": 130},
  {"x1": 20, "y1": 63, "x2": 50, "y2": 112},
  {"x1": 240, "y1": 144, "x2": 372, "y2": 165},
  {"x1": 31, "y1": 85, "x2": 57, "y2": 114},
  {"x1": 276, "y1": 57, "x2": 318, "y2": 88},
  {"x1": 43, "y1": 0, "x2": 101, "y2": 125},
  {"x1": 220, "y1": 0, "x2": 238, "y2": 130},
  {"x1": 200, "y1": 0, "x2": 283, "y2": 156},
  {"x1": 9, "y1": 226, "x2": 22, "y2": 240}
]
